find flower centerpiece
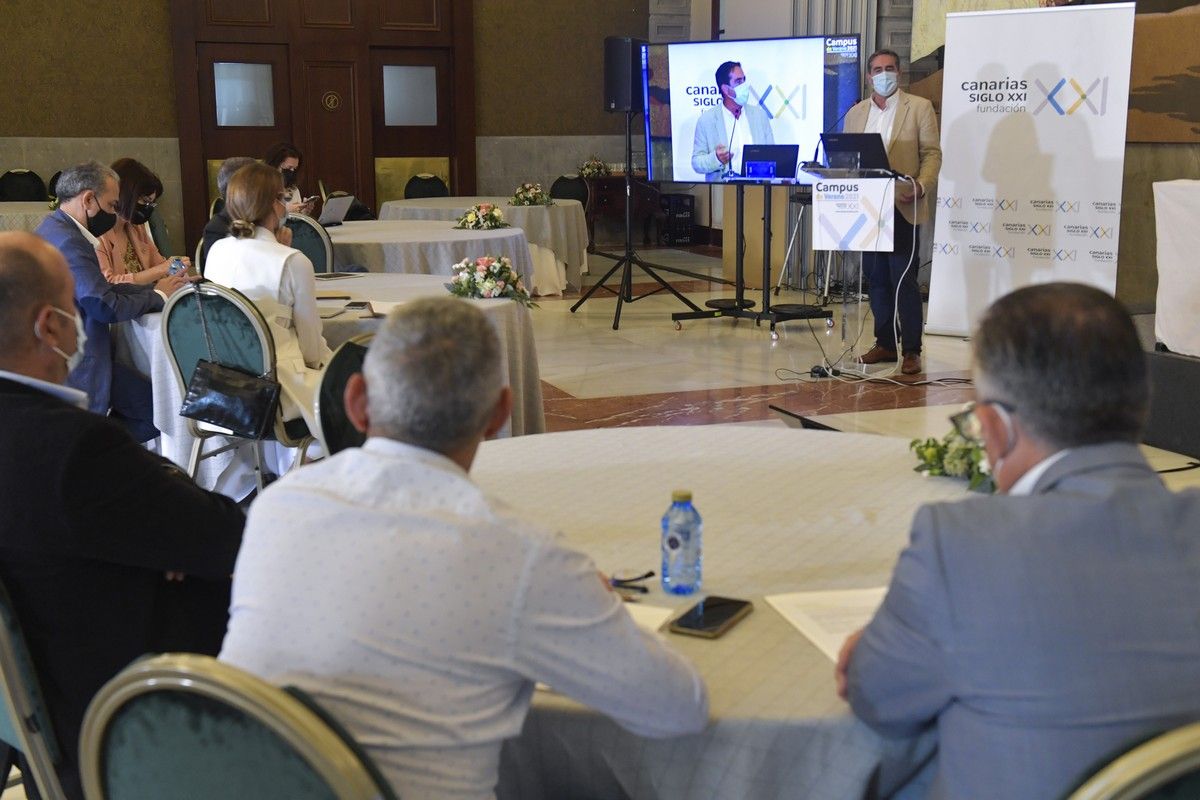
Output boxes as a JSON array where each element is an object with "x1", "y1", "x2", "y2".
[
  {"x1": 446, "y1": 255, "x2": 536, "y2": 308},
  {"x1": 454, "y1": 203, "x2": 509, "y2": 230},
  {"x1": 579, "y1": 156, "x2": 610, "y2": 179},
  {"x1": 910, "y1": 430, "x2": 995, "y2": 493},
  {"x1": 509, "y1": 182, "x2": 553, "y2": 206}
]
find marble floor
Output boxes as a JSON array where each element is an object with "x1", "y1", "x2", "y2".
[{"x1": 536, "y1": 246, "x2": 977, "y2": 431}]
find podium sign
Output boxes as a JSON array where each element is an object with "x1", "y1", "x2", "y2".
[{"x1": 812, "y1": 177, "x2": 894, "y2": 252}]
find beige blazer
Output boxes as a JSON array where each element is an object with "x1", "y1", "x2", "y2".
[
  {"x1": 96, "y1": 220, "x2": 168, "y2": 283},
  {"x1": 843, "y1": 91, "x2": 942, "y2": 225}
]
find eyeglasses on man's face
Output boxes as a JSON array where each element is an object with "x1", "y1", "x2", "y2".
[{"x1": 950, "y1": 400, "x2": 1016, "y2": 444}]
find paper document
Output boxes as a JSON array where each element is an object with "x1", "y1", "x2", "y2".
[
  {"x1": 368, "y1": 301, "x2": 406, "y2": 317},
  {"x1": 765, "y1": 587, "x2": 887, "y2": 662},
  {"x1": 625, "y1": 603, "x2": 674, "y2": 633}
]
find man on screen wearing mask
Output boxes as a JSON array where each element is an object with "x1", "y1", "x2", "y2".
[
  {"x1": 691, "y1": 60, "x2": 775, "y2": 181},
  {"x1": 844, "y1": 49, "x2": 942, "y2": 376},
  {"x1": 35, "y1": 161, "x2": 190, "y2": 441}
]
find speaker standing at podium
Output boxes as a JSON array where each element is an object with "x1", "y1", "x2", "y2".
[
  {"x1": 691, "y1": 61, "x2": 774, "y2": 182},
  {"x1": 844, "y1": 49, "x2": 942, "y2": 375}
]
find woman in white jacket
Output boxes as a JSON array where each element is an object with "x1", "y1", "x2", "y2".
[{"x1": 204, "y1": 161, "x2": 331, "y2": 424}]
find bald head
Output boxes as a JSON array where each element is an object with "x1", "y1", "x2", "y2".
[{"x1": 0, "y1": 232, "x2": 73, "y2": 358}]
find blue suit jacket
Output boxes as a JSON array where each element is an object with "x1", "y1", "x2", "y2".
[
  {"x1": 35, "y1": 209, "x2": 163, "y2": 414},
  {"x1": 690, "y1": 104, "x2": 775, "y2": 181},
  {"x1": 848, "y1": 442, "x2": 1200, "y2": 799}
]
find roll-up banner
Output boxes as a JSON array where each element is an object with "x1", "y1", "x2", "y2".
[{"x1": 926, "y1": 3, "x2": 1135, "y2": 337}]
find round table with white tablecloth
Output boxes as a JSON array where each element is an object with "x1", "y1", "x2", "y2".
[
  {"x1": 380, "y1": 197, "x2": 589, "y2": 289},
  {"x1": 0, "y1": 202, "x2": 50, "y2": 233},
  {"x1": 471, "y1": 426, "x2": 960, "y2": 800},
  {"x1": 325, "y1": 219, "x2": 563, "y2": 294}
]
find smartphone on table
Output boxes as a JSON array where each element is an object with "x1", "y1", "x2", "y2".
[{"x1": 668, "y1": 596, "x2": 753, "y2": 639}]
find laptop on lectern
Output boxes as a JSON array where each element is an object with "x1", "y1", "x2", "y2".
[{"x1": 804, "y1": 133, "x2": 898, "y2": 179}]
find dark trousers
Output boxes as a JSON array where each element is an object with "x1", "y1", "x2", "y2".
[
  {"x1": 109, "y1": 362, "x2": 158, "y2": 443},
  {"x1": 862, "y1": 213, "x2": 922, "y2": 354}
]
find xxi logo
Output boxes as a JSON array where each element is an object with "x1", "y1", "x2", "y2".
[
  {"x1": 933, "y1": 242, "x2": 960, "y2": 255},
  {"x1": 1033, "y1": 77, "x2": 1109, "y2": 116},
  {"x1": 1091, "y1": 226, "x2": 1113, "y2": 239}
]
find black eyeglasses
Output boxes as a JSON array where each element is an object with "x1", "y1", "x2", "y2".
[{"x1": 950, "y1": 400, "x2": 1015, "y2": 444}]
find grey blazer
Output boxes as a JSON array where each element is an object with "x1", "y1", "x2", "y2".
[
  {"x1": 690, "y1": 104, "x2": 775, "y2": 181},
  {"x1": 847, "y1": 442, "x2": 1200, "y2": 799}
]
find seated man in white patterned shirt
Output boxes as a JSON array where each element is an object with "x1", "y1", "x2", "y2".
[{"x1": 220, "y1": 297, "x2": 709, "y2": 800}]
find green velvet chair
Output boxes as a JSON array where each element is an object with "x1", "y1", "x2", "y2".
[
  {"x1": 313, "y1": 334, "x2": 373, "y2": 455},
  {"x1": 78, "y1": 654, "x2": 397, "y2": 800},
  {"x1": 1069, "y1": 723, "x2": 1200, "y2": 800},
  {"x1": 146, "y1": 206, "x2": 173, "y2": 258},
  {"x1": 285, "y1": 213, "x2": 334, "y2": 274},
  {"x1": 0, "y1": 578, "x2": 69, "y2": 800},
  {"x1": 161, "y1": 282, "x2": 313, "y2": 493}
]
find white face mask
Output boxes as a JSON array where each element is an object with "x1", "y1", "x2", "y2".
[
  {"x1": 35, "y1": 306, "x2": 87, "y2": 373},
  {"x1": 871, "y1": 71, "x2": 899, "y2": 98},
  {"x1": 731, "y1": 82, "x2": 751, "y2": 107}
]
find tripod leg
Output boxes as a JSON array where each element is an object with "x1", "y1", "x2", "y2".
[
  {"x1": 570, "y1": 257, "x2": 626, "y2": 312},
  {"x1": 612, "y1": 257, "x2": 632, "y2": 329},
  {"x1": 636, "y1": 262, "x2": 703, "y2": 312}
]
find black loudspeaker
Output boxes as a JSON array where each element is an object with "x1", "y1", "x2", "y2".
[{"x1": 604, "y1": 35, "x2": 646, "y2": 113}]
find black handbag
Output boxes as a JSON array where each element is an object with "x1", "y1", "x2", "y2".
[{"x1": 179, "y1": 286, "x2": 281, "y2": 439}]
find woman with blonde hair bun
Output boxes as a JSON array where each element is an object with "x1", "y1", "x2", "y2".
[{"x1": 204, "y1": 162, "x2": 331, "y2": 424}]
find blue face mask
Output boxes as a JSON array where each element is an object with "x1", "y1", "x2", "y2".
[
  {"x1": 871, "y1": 71, "x2": 899, "y2": 98},
  {"x1": 731, "y1": 83, "x2": 751, "y2": 107}
]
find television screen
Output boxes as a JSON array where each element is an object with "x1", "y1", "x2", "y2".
[{"x1": 642, "y1": 34, "x2": 861, "y2": 185}]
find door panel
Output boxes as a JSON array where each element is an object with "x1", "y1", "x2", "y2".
[
  {"x1": 297, "y1": 55, "x2": 371, "y2": 207},
  {"x1": 197, "y1": 42, "x2": 293, "y2": 157},
  {"x1": 370, "y1": 48, "x2": 452, "y2": 157}
]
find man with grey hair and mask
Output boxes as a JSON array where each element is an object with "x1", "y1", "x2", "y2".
[
  {"x1": 35, "y1": 160, "x2": 191, "y2": 441},
  {"x1": 221, "y1": 297, "x2": 709, "y2": 800},
  {"x1": 835, "y1": 282, "x2": 1200, "y2": 799},
  {"x1": 199, "y1": 156, "x2": 292, "y2": 269}
]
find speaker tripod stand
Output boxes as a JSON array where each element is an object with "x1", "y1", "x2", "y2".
[{"x1": 570, "y1": 109, "x2": 730, "y2": 330}]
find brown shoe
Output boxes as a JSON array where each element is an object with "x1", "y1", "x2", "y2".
[
  {"x1": 901, "y1": 352, "x2": 923, "y2": 375},
  {"x1": 859, "y1": 345, "x2": 898, "y2": 365}
]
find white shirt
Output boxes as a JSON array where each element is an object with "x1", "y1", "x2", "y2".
[
  {"x1": 0, "y1": 369, "x2": 88, "y2": 409},
  {"x1": 864, "y1": 91, "x2": 900, "y2": 149},
  {"x1": 1008, "y1": 449, "x2": 1071, "y2": 496},
  {"x1": 220, "y1": 438, "x2": 708, "y2": 800},
  {"x1": 722, "y1": 103, "x2": 755, "y2": 176}
]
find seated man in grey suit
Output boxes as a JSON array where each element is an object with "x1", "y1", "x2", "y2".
[
  {"x1": 691, "y1": 60, "x2": 774, "y2": 181},
  {"x1": 837, "y1": 282, "x2": 1200, "y2": 800}
]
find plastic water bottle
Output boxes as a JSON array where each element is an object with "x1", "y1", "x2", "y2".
[{"x1": 661, "y1": 490, "x2": 702, "y2": 595}]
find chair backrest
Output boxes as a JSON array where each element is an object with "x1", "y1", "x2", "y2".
[
  {"x1": 161, "y1": 283, "x2": 274, "y2": 398},
  {"x1": 146, "y1": 206, "x2": 171, "y2": 256},
  {"x1": 1069, "y1": 723, "x2": 1200, "y2": 800},
  {"x1": 47, "y1": 170, "x2": 63, "y2": 202},
  {"x1": 1142, "y1": 350, "x2": 1200, "y2": 459},
  {"x1": 209, "y1": 196, "x2": 225, "y2": 219},
  {"x1": 0, "y1": 169, "x2": 48, "y2": 202},
  {"x1": 79, "y1": 654, "x2": 397, "y2": 800},
  {"x1": 314, "y1": 334, "x2": 373, "y2": 455},
  {"x1": 403, "y1": 173, "x2": 449, "y2": 199},
  {"x1": 0, "y1": 579, "x2": 68, "y2": 800},
  {"x1": 285, "y1": 213, "x2": 334, "y2": 273},
  {"x1": 550, "y1": 174, "x2": 589, "y2": 208},
  {"x1": 194, "y1": 238, "x2": 205, "y2": 276}
]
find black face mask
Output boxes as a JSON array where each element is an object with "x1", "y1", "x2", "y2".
[
  {"x1": 86, "y1": 196, "x2": 118, "y2": 238},
  {"x1": 280, "y1": 168, "x2": 297, "y2": 187},
  {"x1": 131, "y1": 202, "x2": 156, "y2": 226}
]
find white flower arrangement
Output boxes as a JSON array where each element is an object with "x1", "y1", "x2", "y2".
[
  {"x1": 446, "y1": 255, "x2": 536, "y2": 308},
  {"x1": 579, "y1": 156, "x2": 610, "y2": 179},
  {"x1": 509, "y1": 182, "x2": 552, "y2": 207},
  {"x1": 454, "y1": 203, "x2": 509, "y2": 230},
  {"x1": 910, "y1": 431, "x2": 994, "y2": 493}
]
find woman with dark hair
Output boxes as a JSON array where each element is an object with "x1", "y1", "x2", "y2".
[
  {"x1": 96, "y1": 158, "x2": 191, "y2": 283},
  {"x1": 263, "y1": 141, "x2": 315, "y2": 215},
  {"x1": 204, "y1": 162, "x2": 330, "y2": 423}
]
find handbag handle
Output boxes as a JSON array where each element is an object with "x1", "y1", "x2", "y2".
[{"x1": 192, "y1": 283, "x2": 217, "y2": 364}]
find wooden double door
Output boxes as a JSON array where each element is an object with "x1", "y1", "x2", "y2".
[{"x1": 170, "y1": 0, "x2": 474, "y2": 249}]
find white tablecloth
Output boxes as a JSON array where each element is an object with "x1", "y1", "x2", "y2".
[
  {"x1": 325, "y1": 218, "x2": 558, "y2": 289},
  {"x1": 472, "y1": 426, "x2": 963, "y2": 800},
  {"x1": 1153, "y1": 179, "x2": 1200, "y2": 357},
  {"x1": 118, "y1": 274, "x2": 544, "y2": 498},
  {"x1": 380, "y1": 196, "x2": 589, "y2": 289},
  {"x1": 0, "y1": 202, "x2": 50, "y2": 232}
]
